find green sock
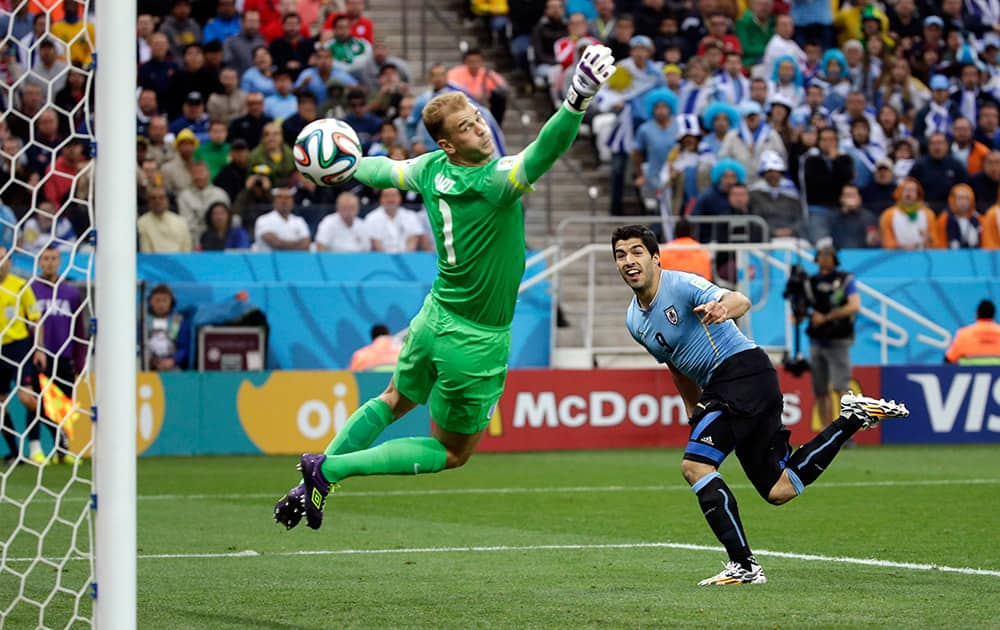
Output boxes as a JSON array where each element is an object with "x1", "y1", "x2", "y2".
[
  {"x1": 324, "y1": 398, "x2": 395, "y2": 456},
  {"x1": 320, "y1": 437, "x2": 448, "y2": 483}
]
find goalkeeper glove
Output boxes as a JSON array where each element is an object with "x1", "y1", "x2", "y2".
[{"x1": 564, "y1": 44, "x2": 617, "y2": 112}]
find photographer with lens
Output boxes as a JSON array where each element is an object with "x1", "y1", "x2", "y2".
[{"x1": 804, "y1": 246, "x2": 861, "y2": 428}]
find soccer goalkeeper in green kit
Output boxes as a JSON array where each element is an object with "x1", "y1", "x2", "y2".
[{"x1": 274, "y1": 45, "x2": 618, "y2": 530}]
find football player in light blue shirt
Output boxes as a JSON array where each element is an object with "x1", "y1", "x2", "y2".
[{"x1": 612, "y1": 224, "x2": 909, "y2": 586}]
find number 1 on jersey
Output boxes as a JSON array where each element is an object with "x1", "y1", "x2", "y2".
[{"x1": 439, "y1": 199, "x2": 457, "y2": 264}]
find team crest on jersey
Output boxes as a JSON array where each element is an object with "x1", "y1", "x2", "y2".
[
  {"x1": 664, "y1": 305, "x2": 679, "y2": 325},
  {"x1": 496, "y1": 156, "x2": 516, "y2": 171},
  {"x1": 434, "y1": 173, "x2": 456, "y2": 194}
]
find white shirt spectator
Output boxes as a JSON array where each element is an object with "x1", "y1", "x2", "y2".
[
  {"x1": 253, "y1": 209, "x2": 311, "y2": 252},
  {"x1": 315, "y1": 213, "x2": 371, "y2": 252},
  {"x1": 890, "y1": 208, "x2": 932, "y2": 249},
  {"x1": 365, "y1": 206, "x2": 425, "y2": 252}
]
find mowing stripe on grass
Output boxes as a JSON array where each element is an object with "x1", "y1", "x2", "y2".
[
  {"x1": 135, "y1": 477, "x2": 1000, "y2": 501},
  {"x1": 8, "y1": 542, "x2": 999, "y2": 578}
]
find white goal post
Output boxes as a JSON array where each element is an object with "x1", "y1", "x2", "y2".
[{"x1": 94, "y1": 0, "x2": 137, "y2": 627}]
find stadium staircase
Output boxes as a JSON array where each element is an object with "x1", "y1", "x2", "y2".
[{"x1": 382, "y1": 0, "x2": 650, "y2": 365}]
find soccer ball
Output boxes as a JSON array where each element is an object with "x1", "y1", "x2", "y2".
[{"x1": 293, "y1": 119, "x2": 363, "y2": 186}]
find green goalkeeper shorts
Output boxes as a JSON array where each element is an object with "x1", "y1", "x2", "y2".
[{"x1": 394, "y1": 295, "x2": 511, "y2": 435}]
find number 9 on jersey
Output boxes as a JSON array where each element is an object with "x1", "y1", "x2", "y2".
[{"x1": 293, "y1": 118, "x2": 363, "y2": 186}]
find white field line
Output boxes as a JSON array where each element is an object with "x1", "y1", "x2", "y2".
[
  {"x1": 6, "y1": 541, "x2": 1000, "y2": 578},
  {"x1": 136, "y1": 477, "x2": 1000, "y2": 500},
  {"x1": 3, "y1": 478, "x2": 999, "y2": 505}
]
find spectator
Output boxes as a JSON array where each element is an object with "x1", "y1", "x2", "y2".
[
  {"x1": 269, "y1": 12, "x2": 313, "y2": 79},
  {"x1": 50, "y1": 0, "x2": 94, "y2": 68},
  {"x1": 161, "y1": 128, "x2": 199, "y2": 195},
  {"x1": 281, "y1": 91, "x2": 318, "y2": 147},
  {"x1": 365, "y1": 188, "x2": 424, "y2": 252},
  {"x1": 861, "y1": 157, "x2": 898, "y2": 214},
  {"x1": 691, "y1": 158, "x2": 745, "y2": 241},
  {"x1": 530, "y1": 0, "x2": 567, "y2": 89},
  {"x1": 203, "y1": 38, "x2": 225, "y2": 76},
  {"x1": 177, "y1": 161, "x2": 230, "y2": 244},
  {"x1": 229, "y1": 92, "x2": 273, "y2": 149},
  {"x1": 887, "y1": 0, "x2": 921, "y2": 44},
  {"x1": 952, "y1": 117, "x2": 990, "y2": 176},
  {"x1": 253, "y1": 186, "x2": 311, "y2": 252},
  {"x1": 168, "y1": 91, "x2": 211, "y2": 142},
  {"x1": 659, "y1": 217, "x2": 712, "y2": 280},
  {"x1": 248, "y1": 122, "x2": 296, "y2": 188},
  {"x1": 159, "y1": 0, "x2": 201, "y2": 59},
  {"x1": 367, "y1": 63, "x2": 409, "y2": 120},
  {"x1": 830, "y1": 183, "x2": 880, "y2": 249},
  {"x1": 804, "y1": 245, "x2": 860, "y2": 427},
  {"x1": 23, "y1": 109, "x2": 64, "y2": 177},
  {"x1": 879, "y1": 177, "x2": 940, "y2": 249},
  {"x1": 240, "y1": 47, "x2": 276, "y2": 97},
  {"x1": 675, "y1": 56, "x2": 711, "y2": 116},
  {"x1": 203, "y1": 0, "x2": 240, "y2": 44},
  {"x1": 328, "y1": 14, "x2": 373, "y2": 79},
  {"x1": 359, "y1": 41, "x2": 412, "y2": 92},
  {"x1": 909, "y1": 132, "x2": 968, "y2": 211},
  {"x1": 42, "y1": 137, "x2": 89, "y2": 207},
  {"x1": 749, "y1": 150, "x2": 802, "y2": 238},
  {"x1": 791, "y1": 0, "x2": 834, "y2": 51},
  {"x1": 349, "y1": 324, "x2": 402, "y2": 372},
  {"x1": 264, "y1": 67, "x2": 298, "y2": 120},
  {"x1": 890, "y1": 137, "x2": 917, "y2": 179},
  {"x1": 937, "y1": 184, "x2": 981, "y2": 249},
  {"x1": 697, "y1": 101, "x2": 740, "y2": 181},
  {"x1": 719, "y1": 101, "x2": 786, "y2": 185},
  {"x1": 6, "y1": 82, "x2": 43, "y2": 143},
  {"x1": 342, "y1": 89, "x2": 383, "y2": 150},
  {"x1": 975, "y1": 103, "x2": 1000, "y2": 149},
  {"x1": 913, "y1": 75, "x2": 960, "y2": 147},
  {"x1": 144, "y1": 283, "x2": 191, "y2": 371},
  {"x1": 17, "y1": 13, "x2": 64, "y2": 69},
  {"x1": 768, "y1": 55, "x2": 806, "y2": 108},
  {"x1": 633, "y1": 88, "x2": 677, "y2": 206},
  {"x1": 315, "y1": 191, "x2": 371, "y2": 252},
  {"x1": 657, "y1": 114, "x2": 702, "y2": 218},
  {"x1": 137, "y1": 88, "x2": 161, "y2": 138},
  {"x1": 843, "y1": 117, "x2": 886, "y2": 189},
  {"x1": 762, "y1": 14, "x2": 806, "y2": 79},
  {"x1": 223, "y1": 10, "x2": 266, "y2": 76},
  {"x1": 696, "y1": 12, "x2": 742, "y2": 58},
  {"x1": 874, "y1": 103, "x2": 910, "y2": 149},
  {"x1": 735, "y1": 0, "x2": 774, "y2": 68},
  {"x1": 605, "y1": 12, "x2": 634, "y2": 62},
  {"x1": 971, "y1": 150, "x2": 1000, "y2": 212},
  {"x1": 712, "y1": 51, "x2": 750, "y2": 106},
  {"x1": 950, "y1": 63, "x2": 998, "y2": 125},
  {"x1": 819, "y1": 49, "x2": 851, "y2": 112},
  {"x1": 200, "y1": 201, "x2": 250, "y2": 251},
  {"x1": 165, "y1": 44, "x2": 222, "y2": 119},
  {"x1": 20, "y1": 201, "x2": 75, "y2": 253},
  {"x1": 213, "y1": 138, "x2": 251, "y2": 201},
  {"x1": 146, "y1": 115, "x2": 176, "y2": 166},
  {"x1": 447, "y1": 48, "x2": 508, "y2": 126},
  {"x1": 0, "y1": 245, "x2": 44, "y2": 465},
  {"x1": 207, "y1": 67, "x2": 248, "y2": 125},
  {"x1": 27, "y1": 38, "x2": 67, "y2": 94},
  {"x1": 876, "y1": 57, "x2": 929, "y2": 119},
  {"x1": 803, "y1": 127, "x2": 855, "y2": 241},
  {"x1": 324, "y1": 0, "x2": 375, "y2": 43},
  {"x1": 589, "y1": 0, "x2": 617, "y2": 41},
  {"x1": 138, "y1": 186, "x2": 192, "y2": 253},
  {"x1": 983, "y1": 202, "x2": 1000, "y2": 248},
  {"x1": 295, "y1": 46, "x2": 358, "y2": 105},
  {"x1": 235, "y1": 163, "x2": 275, "y2": 231},
  {"x1": 831, "y1": 91, "x2": 883, "y2": 147},
  {"x1": 944, "y1": 300, "x2": 1000, "y2": 365},
  {"x1": 408, "y1": 63, "x2": 505, "y2": 156}
]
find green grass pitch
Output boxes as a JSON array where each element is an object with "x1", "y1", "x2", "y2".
[{"x1": 2, "y1": 446, "x2": 999, "y2": 628}]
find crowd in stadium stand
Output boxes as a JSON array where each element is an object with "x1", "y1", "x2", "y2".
[{"x1": 1, "y1": 0, "x2": 1000, "y2": 253}]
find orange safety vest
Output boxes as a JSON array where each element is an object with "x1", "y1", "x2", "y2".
[
  {"x1": 659, "y1": 237, "x2": 712, "y2": 281},
  {"x1": 350, "y1": 335, "x2": 402, "y2": 372},
  {"x1": 945, "y1": 319, "x2": 1000, "y2": 365}
]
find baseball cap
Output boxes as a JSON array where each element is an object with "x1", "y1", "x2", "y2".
[
  {"x1": 629, "y1": 35, "x2": 654, "y2": 50},
  {"x1": 924, "y1": 15, "x2": 944, "y2": 28},
  {"x1": 662, "y1": 63, "x2": 682, "y2": 76},
  {"x1": 173, "y1": 128, "x2": 199, "y2": 148},
  {"x1": 983, "y1": 33, "x2": 1000, "y2": 50},
  {"x1": 740, "y1": 100, "x2": 763, "y2": 117},
  {"x1": 875, "y1": 157, "x2": 894, "y2": 170},
  {"x1": 929, "y1": 74, "x2": 949, "y2": 90},
  {"x1": 759, "y1": 150, "x2": 786, "y2": 174},
  {"x1": 230, "y1": 138, "x2": 249, "y2": 150},
  {"x1": 185, "y1": 91, "x2": 204, "y2": 105}
]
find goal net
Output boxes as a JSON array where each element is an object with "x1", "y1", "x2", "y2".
[{"x1": 0, "y1": 0, "x2": 132, "y2": 626}]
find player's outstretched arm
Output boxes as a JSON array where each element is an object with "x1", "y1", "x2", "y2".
[
  {"x1": 519, "y1": 45, "x2": 616, "y2": 184},
  {"x1": 694, "y1": 291, "x2": 751, "y2": 324},
  {"x1": 353, "y1": 156, "x2": 417, "y2": 191}
]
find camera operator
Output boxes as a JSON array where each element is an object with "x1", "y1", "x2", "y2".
[{"x1": 806, "y1": 246, "x2": 861, "y2": 428}]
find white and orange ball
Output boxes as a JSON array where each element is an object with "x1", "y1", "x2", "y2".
[{"x1": 293, "y1": 118, "x2": 363, "y2": 186}]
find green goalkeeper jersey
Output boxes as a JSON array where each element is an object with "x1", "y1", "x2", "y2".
[{"x1": 354, "y1": 105, "x2": 585, "y2": 328}]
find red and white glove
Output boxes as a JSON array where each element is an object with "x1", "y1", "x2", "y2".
[{"x1": 565, "y1": 44, "x2": 616, "y2": 112}]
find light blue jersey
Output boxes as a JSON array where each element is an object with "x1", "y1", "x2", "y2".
[{"x1": 626, "y1": 270, "x2": 756, "y2": 387}]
